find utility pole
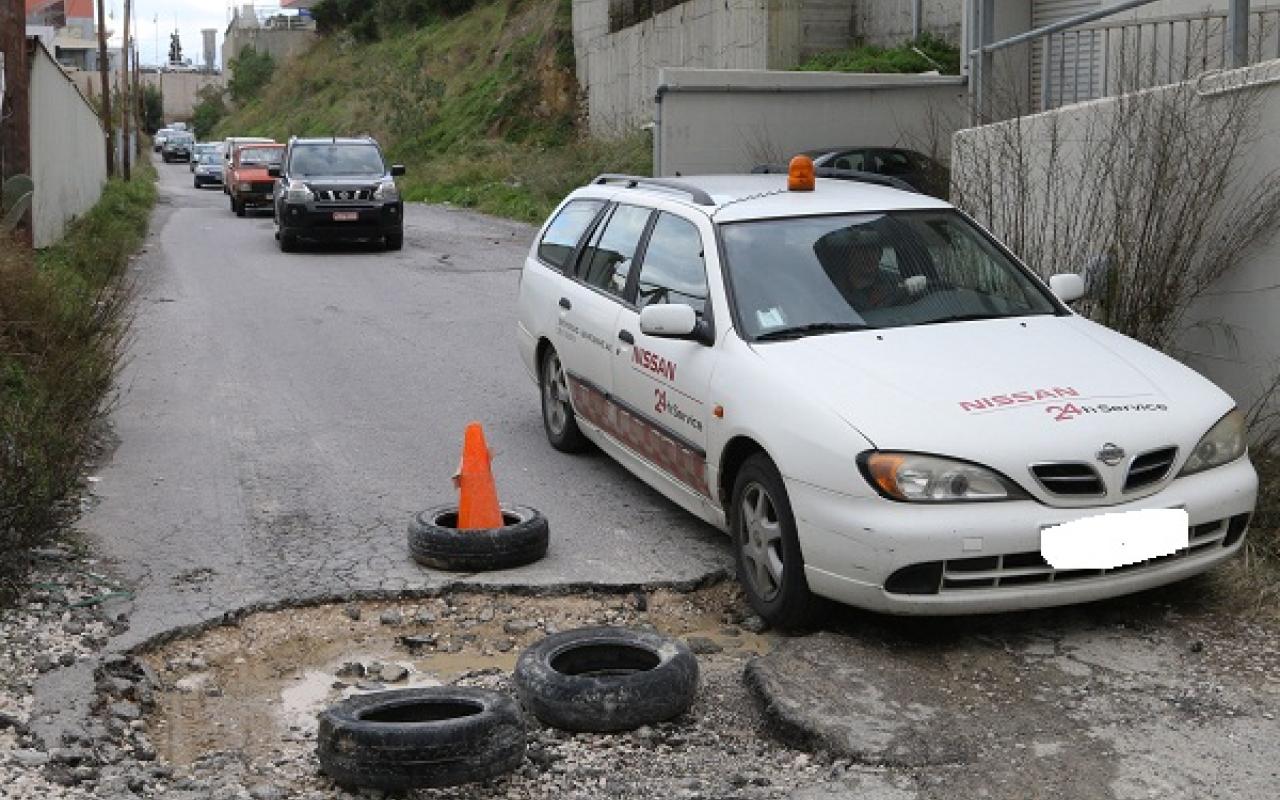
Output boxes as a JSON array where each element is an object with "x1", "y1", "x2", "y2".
[
  {"x1": 1, "y1": 0, "x2": 33, "y2": 242},
  {"x1": 121, "y1": 0, "x2": 132, "y2": 180},
  {"x1": 96, "y1": 0, "x2": 115, "y2": 177}
]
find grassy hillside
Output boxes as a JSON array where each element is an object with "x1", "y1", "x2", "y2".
[{"x1": 215, "y1": 0, "x2": 648, "y2": 222}]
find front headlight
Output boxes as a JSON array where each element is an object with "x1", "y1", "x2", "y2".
[
  {"x1": 237, "y1": 182, "x2": 251, "y2": 192},
  {"x1": 373, "y1": 179, "x2": 399, "y2": 201},
  {"x1": 286, "y1": 182, "x2": 314, "y2": 202},
  {"x1": 1179, "y1": 409, "x2": 1246, "y2": 477},
  {"x1": 859, "y1": 451, "x2": 1025, "y2": 502}
]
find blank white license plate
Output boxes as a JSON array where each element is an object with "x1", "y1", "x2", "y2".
[
  {"x1": 1041, "y1": 508, "x2": 1189, "y2": 570},
  {"x1": 332, "y1": 211, "x2": 359, "y2": 221}
]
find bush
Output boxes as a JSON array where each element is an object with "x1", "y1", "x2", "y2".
[
  {"x1": 0, "y1": 167, "x2": 155, "y2": 603},
  {"x1": 797, "y1": 34, "x2": 961, "y2": 75},
  {"x1": 142, "y1": 85, "x2": 165, "y2": 133},
  {"x1": 228, "y1": 46, "x2": 276, "y2": 105},
  {"x1": 192, "y1": 85, "x2": 228, "y2": 140}
]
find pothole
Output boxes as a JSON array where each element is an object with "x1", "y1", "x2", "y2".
[{"x1": 141, "y1": 584, "x2": 772, "y2": 765}]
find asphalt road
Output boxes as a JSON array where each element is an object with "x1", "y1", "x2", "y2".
[{"x1": 81, "y1": 158, "x2": 730, "y2": 645}]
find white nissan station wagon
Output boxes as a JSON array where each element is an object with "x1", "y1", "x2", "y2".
[{"x1": 514, "y1": 165, "x2": 1257, "y2": 628}]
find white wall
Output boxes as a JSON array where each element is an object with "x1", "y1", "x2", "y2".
[
  {"x1": 71, "y1": 71, "x2": 226, "y2": 122},
  {"x1": 854, "y1": 0, "x2": 965, "y2": 47},
  {"x1": 951, "y1": 57, "x2": 1280, "y2": 415},
  {"x1": 29, "y1": 42, "x2": 108, "y2": 248},
  {"x1": 574, "y1": 0, "x2": 777, "y2": 136},
  {"x1": 656, "y1": 68, "x2": 967, "y2": 176}
]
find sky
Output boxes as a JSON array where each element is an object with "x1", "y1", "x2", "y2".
[{"x1": 105, "y1": 1, "x2": 244, "y2": 68}]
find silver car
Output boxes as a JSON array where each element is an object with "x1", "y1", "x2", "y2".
[
  {"x1": 192, "y1": 152, "x2": 224, "y2": 189},
  {"x1": 189, "y1": 143, "x2": 219, "y2": 172}
]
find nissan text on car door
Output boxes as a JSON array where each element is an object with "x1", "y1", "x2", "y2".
[{"x1": 516, "y1": 161, "x2": 1257, "y2": 629}]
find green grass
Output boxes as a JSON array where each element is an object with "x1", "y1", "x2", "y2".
[
  {"x1": 0, "y1": 164, "x2": 156, "y2": 603},
  {"x1": 796, "y1": 34, "x2": 962, "y2": 76},
  {"x1": 215, "y1": 0, "x2": 649, "y2": 223}
]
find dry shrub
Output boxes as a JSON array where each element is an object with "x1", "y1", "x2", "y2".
[{"x1": 0, "y1": 170, "x2": 154, "y2": 602}]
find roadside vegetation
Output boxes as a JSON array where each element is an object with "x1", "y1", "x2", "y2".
[
  {"x1": 796, "y1": 34, "x2": 961, "y2": 75},
  {"x1": 0, "y1": 166, "x2": 156, "y2": 603},
  {"x1": 215, "y1": 0, "x2": 649, "y2": 222}
]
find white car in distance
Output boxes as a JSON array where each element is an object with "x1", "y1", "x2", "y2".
[{"x1": 515, "y1": 164, "x2": 1257, "y2": 629}]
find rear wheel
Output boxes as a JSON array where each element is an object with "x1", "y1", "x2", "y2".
[
  {"x1": 731, "y1": 454, "x2": 817, "y2": 631},
  {"x1": 539, "y1": 346, "x2": 589, "y2": 453}
]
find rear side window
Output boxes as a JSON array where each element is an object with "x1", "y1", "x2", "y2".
[
  {"x1": 635, "y1": 213, "x2": 708, "y2": 315},
  {"x1": 537, "y1": 200, "x2": 603, "y2": 270},
  {"x1": 576, "y1": 204, "x2": 653, "y2": 300}
]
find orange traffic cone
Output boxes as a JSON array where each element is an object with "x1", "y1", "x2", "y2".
[{"x1": 454, "y1": 422, "x2": 504, "y2": 530}]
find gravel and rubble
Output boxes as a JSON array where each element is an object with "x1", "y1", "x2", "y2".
[{"x1": 5, "y1": 545, "x2": 1280, "y2": 800}]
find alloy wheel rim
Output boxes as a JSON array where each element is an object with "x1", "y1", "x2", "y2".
[
  {"x1": 543, "y1": 354, "x2": 569, "y2": 435},
  {"x1": 739, "y1": 482, "x2": 784, "y2": 602}
]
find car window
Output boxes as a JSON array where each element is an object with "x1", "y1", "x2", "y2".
[
  {"x1": 635, "y1": 213, "x2": 708, "y2": 316},
  {"x1": 832, "y1": 151, "x2": 865, "y2": 171},
  {"x1": 238, "y1": 147, "x2": 283, "y2": 166},
  {"x1": 720, "y1": 210, "x2": 1058, "y2": 338},
  {"x1": 538, "y1": 200, "x2": 604, "y2": 271},
  {"x1": 575, "y1": 204, "x2": 652, "y2": 300},
  {"x1": 289, "y1": 144, "x2": 385, "y2": 177}
]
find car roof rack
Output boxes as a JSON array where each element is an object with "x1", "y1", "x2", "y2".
[
  {"x1": 593, "y1": 174, "x2": 716, "y2": 206},
  {"x1": 750, "y1": 164, "x2": 919, "y2": 194}
]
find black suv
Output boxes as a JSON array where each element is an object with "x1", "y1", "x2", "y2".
[{"x1": 270, "y1": 136, "x2": 406, "y2": 252}]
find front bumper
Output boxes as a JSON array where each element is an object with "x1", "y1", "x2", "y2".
[
  {"x1": 279, "y1": 201, "x2": 403, "y2": 241},
  {"x1": 234, "y1": 190, "x2": 274, "y2": 208},
  {"x1": 791, "y1": 455, "x2": 1257, "y2": 614}
]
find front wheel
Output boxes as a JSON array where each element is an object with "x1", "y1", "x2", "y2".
[
  {"x1": 731, "y1": 454, "x2": 817, "y2": 631},
  {"x1": 384, "y1": 232, "x2": 403, "y2": 251},
  {"x1": 539, "y1": 347, "x2": 589, "y2": 453}
]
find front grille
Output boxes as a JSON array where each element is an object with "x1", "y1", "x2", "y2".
[
  {"x1": 1124, "y1": 446, "x2": 1178, "y2": 491},
  {"x1": 251, "y1": 181, "x2": 275, "y2": 193},
  {"x1": 883, "y1": 514, "x2": 1248, "y2": 595},
  {"x1": 1030, "y1": 463, "x2": 1105, "y2": 496},
  {"x1": 315, "y1": 188, "x2": 374, "y2": 201}
]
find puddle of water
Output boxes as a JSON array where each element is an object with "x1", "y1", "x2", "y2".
[{"x1": 144, "y1": 585, "x2": 769, "y2": 765}]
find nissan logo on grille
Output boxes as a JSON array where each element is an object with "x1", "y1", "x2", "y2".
[{"x1": 1096, "y1": 443, "x2": 1126, "y2": 466}]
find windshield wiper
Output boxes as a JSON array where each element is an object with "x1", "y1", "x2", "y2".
[
  {"x1": 754, "y1": 322, "x2": 872, "y2": 341},
  {"x1": 912, "y1": 313, "x2": 1015, "y2": 326}
]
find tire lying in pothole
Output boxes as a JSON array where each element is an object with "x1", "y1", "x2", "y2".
[
  {"x1": 514, "y1": 626, "x2": 699, "y2": 733},
  {"x1": 316, "y1": 687, "x2": 526, "y2": 790},
  {"x1": 407, "y1": 504, "x2": 548, "y2": 571}
]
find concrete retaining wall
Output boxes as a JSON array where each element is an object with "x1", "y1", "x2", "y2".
[
  {"x1": 70, "y1": 71, "x2": 226, "y2": 123},
  {"x1": 29, "y1": 42, "x2": 107, "y2": 248},
  {"x1": 951, "y1": 58, "x2": 1280, "y2": 415},
  {"x1": 222, "y1": 28, "x2": 315, "y2": 73},
  {"x1": 655, "y1": 68, "x2": 967, "y2": 176},
  {"x1": 852, "y1": 0, "x2": 965, "y2": 47}
]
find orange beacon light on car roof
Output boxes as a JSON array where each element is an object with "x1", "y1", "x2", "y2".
[{"x1": 788, "y1": 155, "x2": 816, "y2": 192}]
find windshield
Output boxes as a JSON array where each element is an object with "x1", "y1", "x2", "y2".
[
  {"x1": 198, "y1": 153, "x2": 220, "y2": 164},
  {"x1": 238, "y1": 147, "x2": 283, "y2": 166},
  {"x1": 170, "y1": 134, "x2": 193, "y2": 145},
  {"x1": 720, "y1": 210, "x2": 1059, "y2": 339},
  {"x1": 288, "y1": 144, "x2": 385, "y2": 177}
]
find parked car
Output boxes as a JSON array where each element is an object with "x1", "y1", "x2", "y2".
[
  {"x1": 757, "y1": 147, "x2": 950, "y2": 198},
  {"x1": 270, "y1": 136, "x2": 405, "y2": 251},
  {"x1": 162, "y1": 132, "x2": 195, "y2": 163},
  {"x1": 221, "y1": 136, "x2": 276, "y2": 193},
  {"x1": 192, "y1": 152, "x2": 224, "y2": 189},
  {"x1": 189, "y1": 143, "x2": 219, "y2": 172},
  {"x1": 153, "y1": 127, "x2": 174, "y2": 153},
  {"x1": 227, "y1": 143, "x2": 285, "y2": 216},
  {"x1": 515, "y1": 165, "x2": 1257, "y2": 628}
]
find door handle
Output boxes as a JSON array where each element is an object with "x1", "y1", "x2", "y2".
[
  {"x1": 559, "y1": 297, "x2": 572, "y2": 310},
  {"x1": 618, "y1": 330, "x2": 635, "y2": 345}
]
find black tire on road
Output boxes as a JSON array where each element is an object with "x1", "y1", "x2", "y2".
[
  {"x1": 236, "y1": 200, "x2": 247, "y2": 218},
  {"x1": 316, "y1": 687, "x2": 526, "y2": 791},
  {"x1": 384, "y1": 232, "x2": 404, "y2": 251},
  {"x1": 730, "y1": 453, "x2": 818, "y2": 631},
  {"x1": 278, "y1": 229, "x2": 298, "y2": 252},
  {"x1": 539, "y1": 346, "x2": 590, "y2": 453},
  {"x1": 514, "y1": 627, "x2": 699, "y2": 733},
  {"x1": 408, "y1": 504, "x2": 548, "y2": 572}
]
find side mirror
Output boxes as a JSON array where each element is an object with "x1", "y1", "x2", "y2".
[
  {"x1": 1049, "y1": 273, "x2": 1085, "y2": 304},
  {"x1": 390, "y1": 164, "x2": 406, "y2": 177},
  {"x1": 267, "y1": 166, "x2": 281, "y2": 178},
  {"x1": 639, "y1": 304, "x2": 698, "y2": 338}
]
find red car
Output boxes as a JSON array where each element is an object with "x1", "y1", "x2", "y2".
[{"x1": 228, "y1": 144, "x2": 285, "y2": 217}]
